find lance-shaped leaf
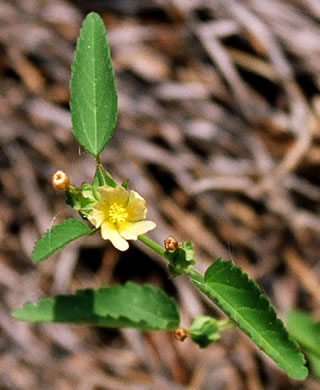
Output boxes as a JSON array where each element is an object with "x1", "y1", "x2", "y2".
[
  {"x1": 70, "y1": 12, "x2": 118, "y2": 157},
  {"x1": 12, "y1": 282, "x2": 180, "y2": 331},
  {"x1": 188, "y1": 259, "x2": 307, "y2": 380},
  {"x1": 32, "y1": 219, "x2": 93, "y2": 263}
]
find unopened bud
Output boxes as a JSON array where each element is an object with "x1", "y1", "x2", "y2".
[
  {"x1": 52, "y1": 170, "x2": 70, "y2": 191},
  {"x1": 175, "y1": 328, "x2": 189, "y2": 342},
  {"x1": 164, "y1": 236, "x2": 179, "y2": 251}
]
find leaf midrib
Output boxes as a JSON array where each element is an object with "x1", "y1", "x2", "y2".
[{"x1": 91, "y1": 18, "x2": 98, "y2": 153}]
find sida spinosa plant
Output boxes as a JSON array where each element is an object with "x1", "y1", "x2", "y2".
[{"x1": 12, "y1": 13, "x2": 308, "y2": 380}]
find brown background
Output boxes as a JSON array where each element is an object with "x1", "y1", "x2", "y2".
[{"x1": 1, "y1": 0, "x2": 320, "y2": 389}]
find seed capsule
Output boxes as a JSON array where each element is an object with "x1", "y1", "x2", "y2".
[
  {"x1": 164, "y1": 236, "x2": 179, "y2": 251},
  {"x1": 175, "y1": 328, "x2": 189, "y2": 342},
  {"x1": 52, "y1": 170, "x2": 70, "y2": 191}
]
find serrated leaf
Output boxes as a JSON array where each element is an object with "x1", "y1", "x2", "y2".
[
  {"x1": 188, "y1": 259, "x2": 308, "y2": 380},
  {"x1": 32, "y1": 219, "x2": 93, "y2": 263},
  {"x1": 70, "y1": 12, "x2": 118, "y2": 157},
  {"x1": 12, "y1": 282, "x2": 180, "y2": 331}
]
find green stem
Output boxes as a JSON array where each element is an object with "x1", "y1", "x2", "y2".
[
  {"x1": 138, "y1": 235, "x2": 166, "y2": 257},
  {"x1": 138, "y1": 236, "x2": 217, "y2": 309},
  {"x1": 184, "y1": 267, "x2": 211, "y2": 296},
  {"x1": 217, "y1": 319, "x2": 235, "y2": 332},
  {"x1": 138, "y1": 235, "x2": 235, "y2": 335},
  {"x1": 184, "y1": 267, "x2": 206, "y2": 290},
  {"x1": 95, "y1": 154, "x2": 102, "y2": 165},
  {"x1": 138, "y1": 236, "x2": 205, "y2": 289}
]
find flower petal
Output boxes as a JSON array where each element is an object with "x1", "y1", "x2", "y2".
[
  {"x1": 87, "y1": 185, "x2": 156, "y2": 252},
  {"x1": 88, "y1": 208, "x2": 106, "y2": 228},
  {"x1": 98, "y1": 185, "x2": 128, "y2": 207},
  {"x1": 120, "y1": 220, "x2": 156, "y2": 240},
  {"x1": 126, "y1": 190, "x2": 148, "y2": 221},
  {"x1": 101, "y1": 221, "x2": 129, "y2": 251}
]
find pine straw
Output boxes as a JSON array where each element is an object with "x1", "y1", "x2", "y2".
[{"x1": 1, "y1": 0, "x2": 320, "y2": 388}]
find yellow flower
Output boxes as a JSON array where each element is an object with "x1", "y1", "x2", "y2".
[{"x1": 88, "y1": 186, "x2": 156, "y2": 251}]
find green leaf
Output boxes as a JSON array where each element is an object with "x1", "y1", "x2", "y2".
[
  {"x1": 287, "y1": 310, "x2": 320, "y2": 359},
  {"x1": 189, "y1": 316, "x2": 221, "y2": 348},
  {"x1": 70, "y1": 12, "x2": 118, "y2": 157},
  {"x1": 307, "y1": 352, "x2": 320, "y2": 379},
  {"x1": 12, "y1": 282, "x2": 180, "y2": 331},
  {"x1": 121, "y1": 179, "x2": 129, "y2": 190},
  {"x1": 165, "y1": 241, "x2": 196, "y2": 277},
  {"x1": 92, "y1": 164, "x2": 117, "y2": 188},
  {"x1": 32, "y1": 219, "x2": 93, "y2": 263},
  {"x1": 188, "y1": 260, "x2": 308, "y2": 380},
  {"x1": 66, "y1": 183, "x2": 99, "y2": 217},
  {"x1": 287, "y1": 310, "x2": 320, "y2": 378}
]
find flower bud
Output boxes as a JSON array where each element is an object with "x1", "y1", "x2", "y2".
[
  {"x1": 164, "y1": 236, "x2": 179, "y2": 251},
  {"x1": 175, "y1": 328, "x2": 189, "y2": 342},
  {"x1": 52, "y1": 170, "x2": 70, "y2": 191}
]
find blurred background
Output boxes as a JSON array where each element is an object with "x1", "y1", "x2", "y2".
[{"x1": 1, "y1": 0, "x2": 320, "y2": 389}]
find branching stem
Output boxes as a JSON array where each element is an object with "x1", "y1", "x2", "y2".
[{"x1": 138, "y1": 234, "x2": 235, "y2": 333}]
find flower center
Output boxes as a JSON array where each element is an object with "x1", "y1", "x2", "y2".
[{"x1": 108, "y1": 203, "x2": 128, "y2": 225}]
